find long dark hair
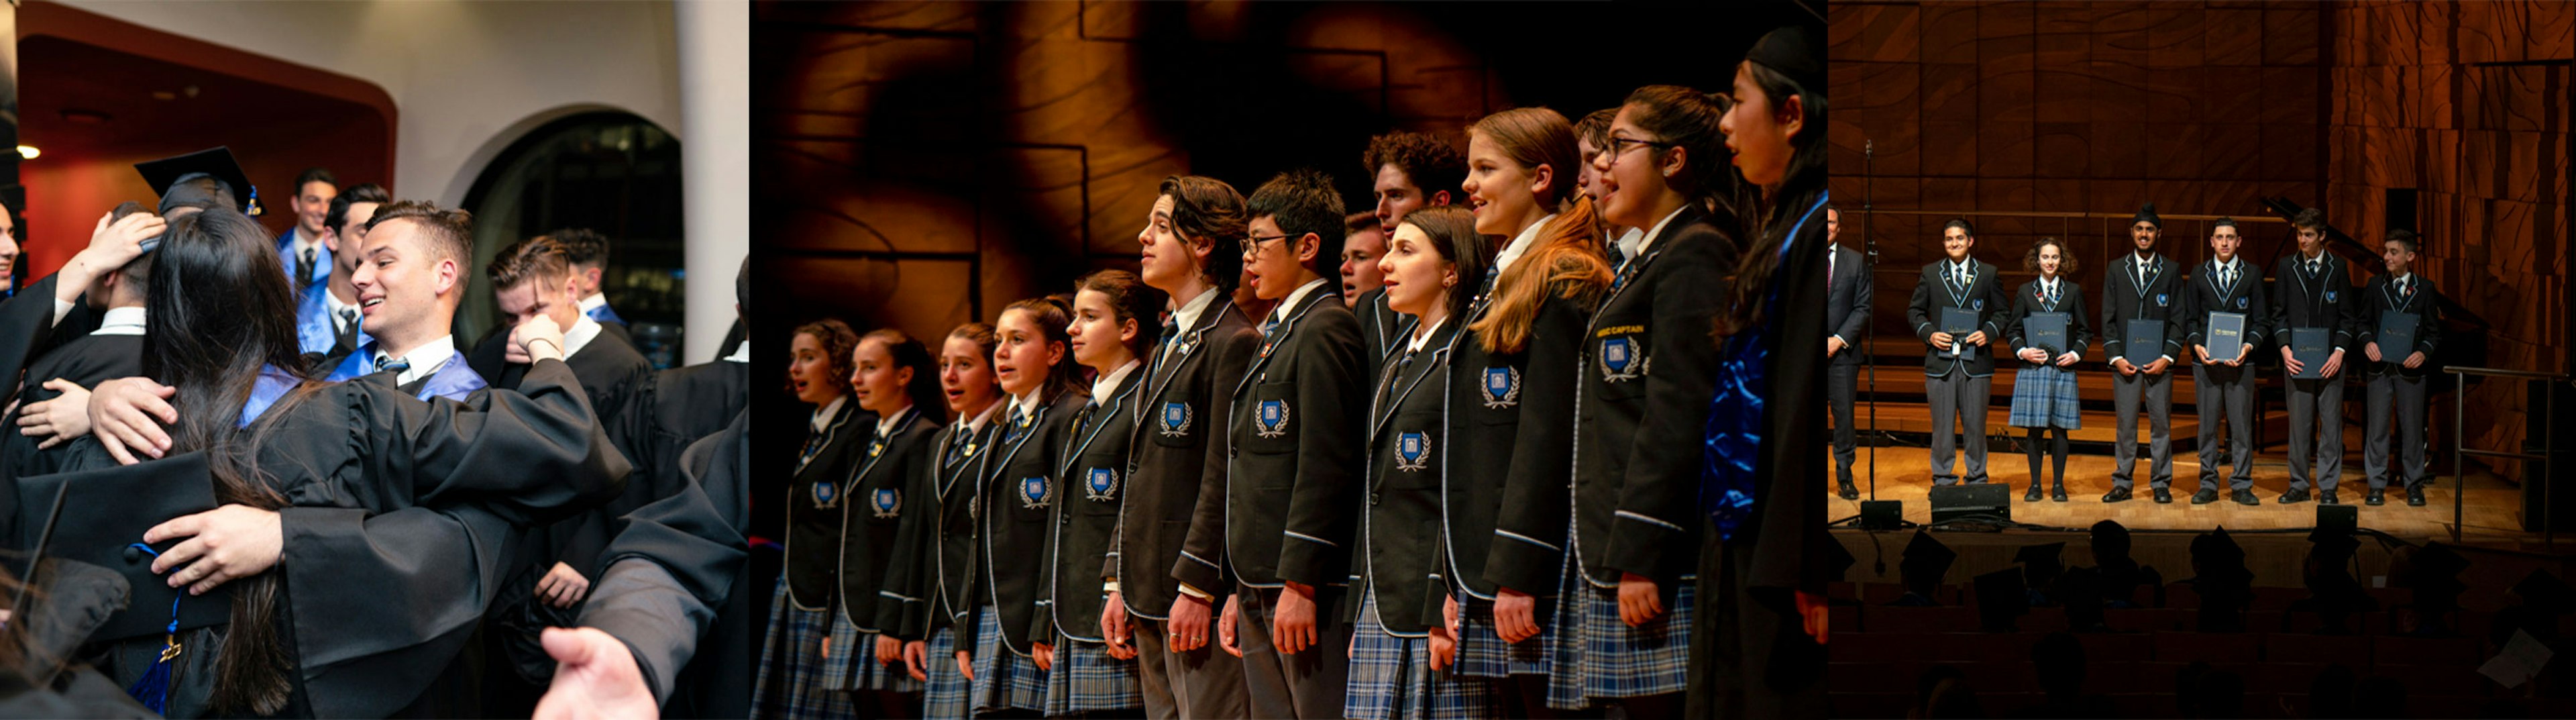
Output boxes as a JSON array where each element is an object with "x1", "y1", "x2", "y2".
[
  {"x1": 1000, "y1": 296, "x2": 1083, "y2": 403},
  {"x1": 1713, "y1": 58, "x2": 1827, "y2": 340},
  {"x1": 141, "y1": 207, "x2": 316, "y2": 714},
  {"x1": 860, "y1": 328, "x2": 949, "y2": 425},
  {"x1": 1395, "y1": 205, "x2": 1488, "y2": 325},
  {"x1": 1621, "y1": 85, "x2": 1740, "y2": 227},
  {"x1": 1076, "y1": 269, "x2": 1167, "y2": 360},
  {"x1": 1159, "y1": 176, "x2": 1249, "y2": 295}
]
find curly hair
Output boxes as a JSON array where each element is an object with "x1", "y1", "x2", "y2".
[
  {"x1": 790, "y1": 318, "x2": 860, "y2": 399},
  {"x1": 2023, "y1": 236, "x2": 2080, "y2": 276},
  {"x1": 1158, "y1": 175, "x2": 1248, "y2": 295},
  {"x1": 1362, "y1": 132, "x2": 1466, "y2": 205}
]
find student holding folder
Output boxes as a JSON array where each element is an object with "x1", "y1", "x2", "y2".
[
  {"x1": 1905, "y1": 219, "x2": 2006, "y2": 487},
  {"x1": 2003, "y1": 238, "x2": 2088, "y2": 503},
  {"x1": 2358, "y1": 229, "x2": 2443, "y2": 507}
]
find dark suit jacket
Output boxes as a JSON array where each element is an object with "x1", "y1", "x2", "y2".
[
  {"x1": 1572, "y1": 207, "x2": 1732, "y2": 586},
  {"x1": 902, "y1": 417, "x2": 1004, "y2": 639},
  {"x1": 1448, "y1": 288, "x2": 1587, "y2": 599},
  {"x1": 975, "y1": 389, "x2": 1089, "y2": 652},
  {"x1": 1114, "y1": 299, "x2": 1260, "y2": 617},
  {"x1": 1049, "y1": 372, "x2": 1146, "y2": 643},
  {"x1": 1904, "y1": 259, "x2": 2008, "y2": 377},
  {"x1": 782, "y1": 401, "x2": 867, "y2": 609},
  {"x1": 2179, "y1": 260, "x2": 2272, "y2": 365},
  {"x1": 2099, "y1": 252, "x2": 2187, "y2": 364},
  {"x1": 837, "y1": 409, "x2": 938, "y2": 637},
  {"x1": 1352, "y1": 287, "x2": 1411, "y2": 381},
  {"x1": 2003, "y1": 279, "x2": 2094, "y2": 364},
  {"x1": 1181, "y1": 285, "x2": 1366, "y2": 593},
  {"x1": 2269, "y1": 252, "x2": 2363, "y2": 361},
  {"x1": 2357, "y1": 274, "x2": 2444, "y2": 378},
  {"x1": 1825, "y1": 244, "x2": 1871, "y2": 366},
  {"x1": 1356, "y1": 319, "x2": 1460, "y2": 634}
]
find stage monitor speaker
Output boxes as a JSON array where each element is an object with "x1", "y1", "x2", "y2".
[
  {"x1": 1929, "y1": 484, "x2": 2012, "y2": 524},
  {"x1": 2318, "y1": 504, "x2": 2358, "y2": 535},
  {"x1": 1860, "y1": 500, "x2": 1903, "y2": 530}
]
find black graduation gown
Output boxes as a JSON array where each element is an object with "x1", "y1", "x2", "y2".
[
  {"x1": 58, "y1": 358, "x2": 629, "y2": 719},
  {"x1": 1447, "y1": 288, "x2": 1586, "y2": 599},
  {"x1": 608, "y1": 358, "x2": 752, "y2": 488},
  {"x1": 1571, "y1": 207, "x2": 1733, "y2": 586},
  {"x1": 1049, "y1": 372, "x2": 1144, "y2": 644},
  {"x1": 0, "y1": 332, "x2": 144, "y2": 542},
  {"x1": 0, "y1": 274, "x2": 106, "y2": 409},
  {"x1": 1686, "y1": 190, "x2": 1842, "y2": 720},
  {"x1": 582, "y1": 411, "x2": 751, "y2": 718},
  {"x1": 836, "y1": 407, "x2": 938, "y2": 642},
  {"x1": 486, "y1": 332, "x2": 656, "y2": 656},
  {"x1": 1354, "y1": 319, "x2": 1458, "y2": 633},
  {"x1": 1179, "y1": 287, "x2": 1366, "y2": 595},
  {"x1": 1112, "y1": 299, "x2": 1260, "y2": 618},
  {"x1": 975, "y1": 390, "x2": 1089, "y2": 652}
]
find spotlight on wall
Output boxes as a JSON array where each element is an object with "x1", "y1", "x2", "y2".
[{"x1": 13, "y1": 146, "x2": 36, "y2": 160}]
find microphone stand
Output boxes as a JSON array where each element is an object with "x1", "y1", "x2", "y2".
[{"x1": 1865, "y1": 139, "x2": 1880, "y2": 501}]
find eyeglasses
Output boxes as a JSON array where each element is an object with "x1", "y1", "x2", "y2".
[
  {"x1": 1241, "y1": 234, "x2": 1291, "y2": 257},
  {"x1": 1600, "y1": 136, "x2": 1672, "y2": 166}
]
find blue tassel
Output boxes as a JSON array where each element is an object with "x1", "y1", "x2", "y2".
[{"x1": 121, "y1": 543, "x2": 183, "y2": 713}]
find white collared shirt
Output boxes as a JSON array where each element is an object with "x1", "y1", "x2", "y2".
[
  {"x1": 579, "y1": 293, "x2": 608, "y2": 313},
  {"x1": 957, "y1": 400, "x2": 1001, "y2": 437},
  {"x1": 2212, "y1": 256, "x2": 2243, "y2": 288},
  {"x1": 1091, "y1": 359, "x2": 1140, "y2": 401},
  {"x1": 326, "y1": 289, "x2": 363, "y2": 336},
  {"x1": 725, "y1": 340, "x2": 751, "y2": 363},
  {"x1": 1405, "y1": 316, "x2": 1446, "y2": 354},
  {"x1": 376, "y1": 333, "x2": 460, "y2": 387},
  {"x1": 2391, "y1": 272, "x2": 2414, "y2": 295},
  {"x1": 1631, "y1": 205, "x2": 1690, "y2": 258},
  {"x1": 1947, "y1": 257, "x2": 1975, "y2": 285},
  {"x1": 875, "y1": 404, "x2": 916, "y2": 438},
  {"x1": 1010, "y1": 387, "x2": 1045, "y2": 422},
  {"x1": 1169, "y1": 287, "x2": 1221, "y2": 338},
  {"x1": 1615, "y1": 227, "x2": 1645, "y2": 266},
  {"x1": 811, "y1": 395, "x2": 848, "y2": 435},
  {"x1": 291, "y1": 227, "x2": 325, "y2": 259},
  {"x1": 1271, "y1": 278, "x2": 1332, "y2": 326},
  {"x1": 564, "y1": 315, "x2": 604, "y2": 358},
  {"x1": 93, "y1": 307, "x2": 148, "y2": 337},
  {"x1": 1493, "y1": 213, "x2": 1557, "y2": 276},
  {"x1": 2039, "y1": 276, "x2": 2062, "y2": 301}
]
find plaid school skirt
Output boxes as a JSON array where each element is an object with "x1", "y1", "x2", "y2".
[
  {"x1": 1041, "y1": 635, "x2": 1142, "y2": 714},
  {"x1": 2008, "y1": 364, "x2": 2084, "y2": 429},
  {"x1": 753, "y1": 576, "x2": 855, "y2": 719},
  {"x1": 1454, "y1": 595, "x2": 1555, "y2": 678},
  {"x1": 967, "y1": 606, "x2": 1048, "y2": 713},
  {"x1": 922, "y1": 626, "x2": 971, "y2": 719},
  {"x1": 1345, "y1": 587, "x2": 1501, "y2": 720},
  {"x1": 1545, "y1": 552, "x2": 1695, "y2": 709},
  {"x1": 821, "y1": 607, "x2": 922, "y2": 693}
]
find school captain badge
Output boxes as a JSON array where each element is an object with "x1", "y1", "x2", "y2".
[
  {"x1": 1085, "y1": 467, "x2": 1119, "y2": 501},
  {"x1": 1020, "y1": 476, "x2": 1053, "y2": 509},
  {"x1": 871, "y1": 488, "x2": 902, "y2": 518},
  {"x1": 1255, "y1": 400, "x2": 1292, "y2": 438},
  {"x1": 812, "y1": 480, "x2": 839, "y2": 509},
  {"x1": 1159, "y1": 402, "x2": 1193, "y2": 437},
  {"x1": 1395, "y1": 432, "x2": 1430, "y2": 472},
  {"x1": 1600, "y1": 337, "x2": 1644, "y2": 382},
  {"x1": 1481, "y1": 366, "x2": 1521, "y2": 409}
]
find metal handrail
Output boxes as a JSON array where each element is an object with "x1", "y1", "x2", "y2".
[{"x1": 2444, "y1": 366, "x2": 2567, "y2": 545}]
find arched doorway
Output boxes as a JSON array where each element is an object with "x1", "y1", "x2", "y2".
[{"x1": 458, "y1": 111, "x2": 684, "y2": 367}]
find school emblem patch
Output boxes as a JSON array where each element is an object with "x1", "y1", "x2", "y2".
[
  {"x1": 1085, "y1": 467, "x2": 1119, "y2": 501},
  {"x1": 812, "y1": 480, "x2": 839, "y2": 509},
  {"x1": 1159, "y1": 402, "x2": 1193, "y2": 437},
  {"x1": 2157, "y1": 293, "x2": 2169, "y2": 307},
  {"x1": 2237, "y1": 297, "x2": 2249, "y2": 310},
  {"x1": 1020, "y1": 476, "x2": 1053, "y2": 509},
  {"x1": 1600, "y1": 337, "x2": 1644, "y2": 382},
  {"x1": 1972, "y1": 298, "x2": 1985, "y2": 311},
  {"x1": 1395, "y1": 432, "x2": 1430, "y2": 472},
  {"x1": 871, "y1": 487, "x2": 901, "y2": 518},
  {"x1": 1481, "y1": 366, "x2": 1521, "y2": 409},
  {"x1": 2325, "y1": 291, "x2": 2339, "y2": 303},
  {"x1": 1256, "y1": 399, "x2": 1292, "y2": 438}
]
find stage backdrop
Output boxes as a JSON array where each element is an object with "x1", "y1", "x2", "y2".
[{"x1": 1827, "y1": 0, "x2": 2568, "y2": 481}]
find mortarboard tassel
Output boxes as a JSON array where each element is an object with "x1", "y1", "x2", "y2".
[{"x1": 121, "y1": 543, "x2": 185, "y2": 715}]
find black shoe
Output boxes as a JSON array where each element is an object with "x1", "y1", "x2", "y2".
[
  {"x1": 1837, "y1": 482, "x2": 1860, "y2": 500},
  {"x1": 2027, "y1": 484, "x2": 2045, "y2": 502},
  {"x1": 2191, "y1": 487, "x2": 2220, "y2": 505},
  {"x1": 2233, "y1": 489, "x2": 2260, "y2": 506},
  {"x1": 2320, "y1": 491, "x2": 2340, "y2": 505},
  {"x1": 2280, "y1": 488, "x2": 2311, "y2": 503},
  {"x1": 2052, "y1": 484, "x2": 2069, "y2": 502},
  {"x1": 2408, "y1": 486, "x2": 2428, "y2": 506},
  {"x1": 2102, "y1": 487, "x2": 2133, "y2": 503},
  {"x1": 2367, "y1": 488, "x2": 2387, "y2": 506},
  {"x1": 2153, "y1": 487, "x2": 2174, "y2": 504}
]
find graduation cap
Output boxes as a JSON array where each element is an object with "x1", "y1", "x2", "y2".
[
  {"x1": 1746, "y1": 25, "x2": 1823, "y2": 94},
  {"x1": 2512, "y1": 569, "x2": 2576, "y2": 615},
  {"x1": 1973, "y1": 567, "x2": 2029, "y2": 631},
  {"x1": 1900, "y1": 530, "x2": 1957, "y2": 591},
  {"x1": 12, "y1": 452, "x2": 231, "y2": 643},
  {"x1": 134, "y1": 147, "x2": 261, "y2": 218}
]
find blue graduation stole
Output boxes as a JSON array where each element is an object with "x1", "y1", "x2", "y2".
[
  {"x1": 1700, "y1": 191, "x2": 1830, "y2": 540},
  {"x1": 293, "y1": 284, "x2": 369, "y2": 356},
  {"x1": 585, "y1": 301, "x2": 626, "y2": 326},
  {"x1": 238, "y1": 364, "x2": 306, "y2": 427},
  {"x1": 276, "y1": 230, "x2": 331, "y2": 289},
  {"x1": 327, "y1": 345, "x2": 486, "y2": 401}
]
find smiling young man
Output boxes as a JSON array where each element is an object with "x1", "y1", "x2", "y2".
[
  {"x1": 2357, "y1": 229, "x2": 2443, "y2": 507},
  {"x1": 2180, "y1": 218, "x2": 2269, "y2": 505},
  {"x1": 296, "y1": 183, "x2": 390, "y2": 365},
  {"x1": 278, "y1": 167, "x2": 339, "y2": 293},
  {"x1": 1356, "y1": 133, "x2": 1464, "y2": 373},
  {"x1": 1906, "y1": 219, "x2": 2006, "y2": 487},
  {"x1": 2271, "y1": 208, "x2": 2362, "y2": 503},
  {"x1": 2100, "y1": 203, "x2": 2185, "y2": 503},
  {"x1": 1175, "y1": 168, "x2": 1366, "y2": 719},
  {"x1": 332, "y1": 200, "x2": 489, "y2": 401}
]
